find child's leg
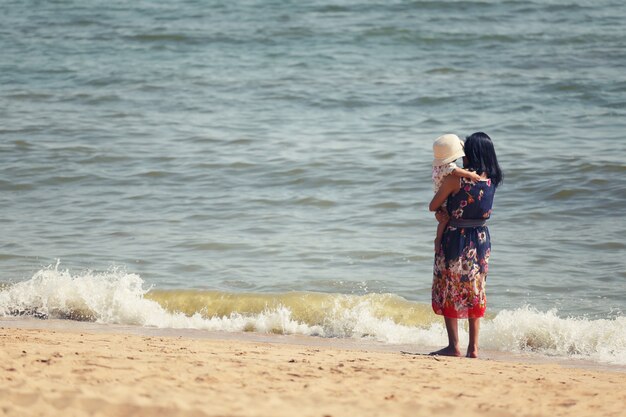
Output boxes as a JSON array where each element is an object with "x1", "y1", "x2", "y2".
[
  {"x1": 435, "y1": 220, "x2": 447, "y2": 252},
  {"x1": 434, "y1": 205, "x2": 449, "y2": 252}
]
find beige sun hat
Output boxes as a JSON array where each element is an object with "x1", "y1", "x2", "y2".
[{"x1": 432, "y1": 134, "x2": 465, "y2": 166}]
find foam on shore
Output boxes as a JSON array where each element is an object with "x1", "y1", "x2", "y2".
[{"x1": 1, "y1": 264, "x2": 625, "y2": 365}]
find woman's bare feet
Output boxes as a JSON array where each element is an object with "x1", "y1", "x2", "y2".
[
  {"x1": 429, "y1": 345, "x2": 461, "y2": 357},
  {"x1": 466, "y1": 347, "x2": 479, "y2": 358}
]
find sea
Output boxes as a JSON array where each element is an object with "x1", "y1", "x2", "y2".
[{"x1": 1, "y1": 0, "x2": 625, "y2": 366}]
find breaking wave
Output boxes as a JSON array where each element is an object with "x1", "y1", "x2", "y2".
[{"x1": 1, "y1": 264, "x2": 625, "y2": 365}]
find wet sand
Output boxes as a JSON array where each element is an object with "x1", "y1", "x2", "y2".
[{"x1": 1, "y1": 319, "x2": 625, "y2": 417}]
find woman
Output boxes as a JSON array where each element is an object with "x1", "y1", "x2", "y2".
[{"x1": 428, "y1": 132, "x2": 503, "y2": 358}]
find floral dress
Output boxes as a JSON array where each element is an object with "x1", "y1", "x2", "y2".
[{"x1": 432, "y1": 177, "x2": 496, "y2": 319}]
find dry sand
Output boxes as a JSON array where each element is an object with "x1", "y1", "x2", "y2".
[{"x1": 1, "y1": 321, "x2": 625, "y2": 417}]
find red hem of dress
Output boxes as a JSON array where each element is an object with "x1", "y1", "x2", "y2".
[{"x1": 432, "y1": 303, "x2": 486, "y2": 319}]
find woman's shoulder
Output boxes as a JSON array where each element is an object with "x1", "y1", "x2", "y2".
[{"x1": 458, "y1": 177, "x2": 496, "y2": 197}]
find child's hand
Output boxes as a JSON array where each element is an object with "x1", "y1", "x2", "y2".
[
  {"x1": 435, "y1": 210, "x2": 449, "y2": 224},
  {"x1": 468, "y1": 172, "x2": 482, "y2": 182}
]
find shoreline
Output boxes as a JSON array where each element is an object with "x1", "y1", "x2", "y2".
[
  {"x1": 2, "y1": 319, "x2": 626, "y2": 417},
  {"x1": 2, "y1": 317, "x2": 624, "y2": 374}
]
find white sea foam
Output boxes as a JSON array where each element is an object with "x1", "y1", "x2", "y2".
[
  {"x1": 1, "y1": 265, "x2": 625, "y2": 365},
  {"x1": 482, "y1": 307, "x2": 626, "y2": 365}
]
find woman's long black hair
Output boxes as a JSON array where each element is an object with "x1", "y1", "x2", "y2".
[{"x1": 464, "y1": 132, "x2": 503, "y2": 188}]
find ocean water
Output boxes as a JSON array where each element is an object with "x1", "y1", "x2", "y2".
[{"x1": 1, "y1": 1, "x2": 625, "y2": 364}]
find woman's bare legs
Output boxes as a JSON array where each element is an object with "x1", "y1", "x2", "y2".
[
  {"x1": 430, "y1": 317, "x2": 480, "y2": 358},
  {"x1": 430, "y1": 317, "x2": 461, "y2": 356},
  {"x1": 467, "y1": 318, "x2": 480, "y2": 358}
]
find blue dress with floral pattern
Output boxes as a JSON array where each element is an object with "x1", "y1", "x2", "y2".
[{"x1": 432, "y1": 177, "x2": 496, "y2": 319}]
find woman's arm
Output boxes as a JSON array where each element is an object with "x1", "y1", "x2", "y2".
[{"x1": 429, "y1": 175, "x2": 461, "y2": 212}]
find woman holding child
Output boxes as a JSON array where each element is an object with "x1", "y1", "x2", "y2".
[{"x1": 428, "y1": 132, "x2": 503, "y2": 358}]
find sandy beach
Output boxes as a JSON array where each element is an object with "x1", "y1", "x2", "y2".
[{"x1": 0, "y1": 320, "x2": 624, "y2": 417}]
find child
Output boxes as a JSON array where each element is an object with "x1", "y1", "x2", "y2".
[{"x1": 431, "y1": 134, "x2": 482, "y2": 252}]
